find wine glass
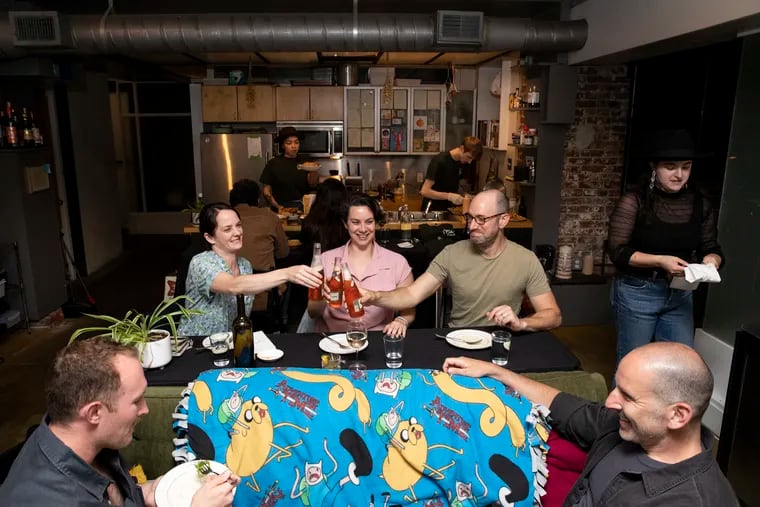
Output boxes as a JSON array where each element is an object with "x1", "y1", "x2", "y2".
[{"x1": 346, "y1": 319, "x2": 368, "y2": 370}]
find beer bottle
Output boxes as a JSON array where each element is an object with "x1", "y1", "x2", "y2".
[
  {"x1": 233, "y1": 294, "x2": 254, "y2": 367},
  {"x1": 307, "y1": 243, "x2": 323, "y2": 301},
  {"x1": 327, "y1": 257, "x2": 343, "y2": 309},
  {"x1": 6, "y1": 105, "x2": 18, "y2": 148},
  {"x1": 31, "y1": 111, "x2": 42, "y2": 146},
  {"x1": 0, "y1": 111, "x2": 6, "y2": 148},
  {"x1": 342, "y1": 262, "x2": 364, "y2": 318}
]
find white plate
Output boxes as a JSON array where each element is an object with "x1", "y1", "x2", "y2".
[
  {"x1": 445, "y1": 329, "x2": 492, "y2": 350},
  {"x1": 257, "y1": 348, "x2": 284, "y2": 362},
  {"x1": 319, "y1": 333, "x2": 368, "y2": 355},
  {"x1": 297, "y1": 163, "x2": 321, "y2": 172},
  {"x1": 155, "y1": 460, "x2": 234, "y2": 507}
]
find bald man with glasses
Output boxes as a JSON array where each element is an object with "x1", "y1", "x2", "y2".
[{"x1": 361, "y1": 190, "x2": 561, "y2": 330}]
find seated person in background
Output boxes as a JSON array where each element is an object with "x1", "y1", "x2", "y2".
[
  {"x1": 308, "y1": 196, "x2": 414, "y2": 337},
  {"x1": 230, "y1": 179, "x2": 289, "y2": 315},
  {"x1": 442, "y1": 342, "x2": 738, "y2": 506},
  {"x1": 178, "y1": 203, "x2": 321, "y2": 336},
  {"x1": 362, "y1": 190, "x2": 561, "y2": 331},
  {"x1": 420, "y1": 136, "x2": 482, "y2": 211},
  {"x1": 0, "y1": 337, "x2": 240, "y2": 506},
  {"x1": 230, "y1": 179, "x2": 289, "y2": 272},
  {"x1": 299, "y1": 178, "x2": 350, "y2": 254},
  {"x1": 260, "y1": 126, "x2": 318, "y2": 210}
]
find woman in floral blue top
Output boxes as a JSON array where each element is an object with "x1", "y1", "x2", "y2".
[{"x1": 179, "y1": 203, "x2": 322, "y2": 336}]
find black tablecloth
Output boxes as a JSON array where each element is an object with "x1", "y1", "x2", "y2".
[{"x1": 145, "y1": 327, "x2": 580, "y2": 386}]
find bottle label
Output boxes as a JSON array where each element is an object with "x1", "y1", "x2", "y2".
[
  {"x1": 23, "y1": 128, "x2": 33, "y2": 142},
  {"x1": 329, "y1": 291, "x2": 341, "y2": 302},
  {"x1": 7, "y1": 126, "x2": 17, "y2": 145}
]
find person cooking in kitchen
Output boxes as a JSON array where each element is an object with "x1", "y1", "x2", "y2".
[
  {"x1": 260, "y1": 126, "x2": 319, "y2": 210},
  {"x1": 419, "y1": 136, "x2": 482, "y2": 211}
]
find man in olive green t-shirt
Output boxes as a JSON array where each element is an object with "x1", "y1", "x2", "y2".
[{"x1": 362, "y1": 190, "x2": 561, "y2": 330}]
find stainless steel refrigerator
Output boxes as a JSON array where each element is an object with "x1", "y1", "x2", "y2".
[{"x1": 200, "y1": 133, "x2": 274, "y2": 203}]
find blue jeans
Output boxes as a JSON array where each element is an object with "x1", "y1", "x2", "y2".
[{"x1": 611, "y1": 275, "x2": 694, "y2": 364}]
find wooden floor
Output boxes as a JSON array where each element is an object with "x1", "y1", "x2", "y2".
[{"x1": 0, "y1": 234, "x2": 618, "y2": 454}]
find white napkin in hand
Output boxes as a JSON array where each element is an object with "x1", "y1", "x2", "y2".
[{"x1": 670, "y1": 263, "x2": 721, "y2": 290}]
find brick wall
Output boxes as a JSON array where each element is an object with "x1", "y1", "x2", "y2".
[{"x1": 559, "y1": 65, "x2": 629, "y2": 265}]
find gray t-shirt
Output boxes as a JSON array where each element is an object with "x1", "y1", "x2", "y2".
[{"x1": 425, "y1": 239, "x2": 551, "y2": 327}]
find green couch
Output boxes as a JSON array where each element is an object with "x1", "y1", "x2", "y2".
[{"x1": 122, "y1": 370, "x2": 609, "y2": 479}]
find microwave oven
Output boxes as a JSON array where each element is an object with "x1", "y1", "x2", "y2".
[{"x1": 276, "y1": 122, "x2": 343, "y2": 158}]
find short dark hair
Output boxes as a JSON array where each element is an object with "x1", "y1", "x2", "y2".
[
  {"x1": 346, "y1": 195, "x2": 386, "y2": 226},
  {"x1": 46, "y1": 337, "x2": 137, "y2": 423},
  {"x1": 229, "y1": 179, "x2": 261, "y2": 207},
  {"x1": 463, "y1": 136, "x2": 483, "y2": 160},
  {"x1": 199, "y1": 202, "x2": 240, "y2": 249},
  {"x1": 652, "y1": 353, "x2": 714, "y2": 421}
]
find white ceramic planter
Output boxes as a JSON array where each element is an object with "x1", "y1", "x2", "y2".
[
  {"x1": 191, "y1": 212, "x2": 200, "y2": 225},
  {"x1": 137, "y1": 330, "x2": 172, "y2": 369}
]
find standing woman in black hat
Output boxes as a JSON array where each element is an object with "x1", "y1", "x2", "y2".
[
  {"x1": 607, "y1": 129, "x2": 724, "y2": 364},
  {"x1": 260, "y1": 126, "x2": 318, "y2": 210}
]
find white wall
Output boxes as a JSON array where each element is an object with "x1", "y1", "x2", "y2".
[
  {"x1": 570, "y1": 0, "x2": 760, "y2": 64},
  {"x1": 476, "y1": 66, "x2": 501, "y2": 121},
  {"x1": 68, "y1": 72, "x2": 123, "y2": 273}
]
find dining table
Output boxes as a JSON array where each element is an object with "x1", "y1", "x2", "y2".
[{"x1": 145, "y1": 327, "x2": 580, "y2": 386}]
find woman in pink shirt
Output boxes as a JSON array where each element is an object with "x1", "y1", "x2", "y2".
[{"x1": 308, "y1": 196, "x2": 415, "y2": 336}]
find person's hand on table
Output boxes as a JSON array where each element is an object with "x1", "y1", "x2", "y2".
[
  {"x1": 443, "y1": 356, "x2": 503, "y2": 378},
  {"x1": 485, "y1": 305, "x2": 526, "y2": 332},
  {"x1": 383, "y1": 316, "x2": 407, "y2": 337},
  {"x1": 190, "y1": 470, "x2": 239, "y2": 507},
  {"x1": 447, "y1": 193, "x2": 464, "y2": 205},
  {"x1": 286, "y1": 265, "x2": 323, "y2": 288}
]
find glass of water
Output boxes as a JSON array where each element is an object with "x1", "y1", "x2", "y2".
[
  {"x1": 490, "y1": 330, "x2": 512, "y2": 366},
  {"x1": 346, "y1": 319, "x2": 368, "y2": 370},
  {"x1": 383, "y1": 334, "x2": 404, "y2": 368},
  {"x1": 209, "y1": 332, "x2": 230, "y2": 367}
]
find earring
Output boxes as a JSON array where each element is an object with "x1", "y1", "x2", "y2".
[
  {"x1": 684, "y1": 183, "x2": 688, "y2": 190},
  {"x1": 649, "y1": 170, "x2": 656, "y2": 190}
]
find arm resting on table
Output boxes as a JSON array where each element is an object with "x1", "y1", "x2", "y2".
[{"x1": 523, "y1": 291, "x2": 562, "y2": 331}]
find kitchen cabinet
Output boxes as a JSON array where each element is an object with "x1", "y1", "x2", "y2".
[
  {"x1": 344, "y1": 85, "x2": 446, "y2": 155},
  {"x1": 201, "y1": 85, "x2": 275, "y2": 122},
  {"x1": 275, "y1": 86, "x2": 344, "y2": 121}
]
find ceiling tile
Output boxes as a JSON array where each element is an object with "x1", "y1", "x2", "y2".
[
  {"x1": 385, "y1": 52, "x2": 441, "y2": 65},
  {"x1": 258, "y1": 52, "x2": 319, "y2": 64},
  {"x1": 199, "y1": 52, "x2": 266, "y2": 64}
]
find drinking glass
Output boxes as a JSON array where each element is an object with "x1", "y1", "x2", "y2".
[
  {"x1": 346, "y1": 319, "x2": 368, "y2": 370},
  {"x1": 383, "y1": 334, "x2": 404, "y2": 368},
  {"x1": 209, "y1": 332, "x2": 231, "y2": 367},
  {"x1": 490, "y1": 331, "x2": 512, "y2": 366}
]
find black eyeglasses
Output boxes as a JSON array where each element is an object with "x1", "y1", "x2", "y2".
[{"x1": 463, "y1": 212, "x2": 506, "y2": 225}]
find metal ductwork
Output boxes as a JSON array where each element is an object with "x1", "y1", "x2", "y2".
[{"x1": 0, "y1": 13, "x2": 587, "y2": 55}]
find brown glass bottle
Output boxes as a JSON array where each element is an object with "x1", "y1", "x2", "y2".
[
  {"x1": 342, "y1": 261, "x2": 364, "y2": 318},
  {"x1": 233, "y1": 294, "x2": 254, "y2": 367}
]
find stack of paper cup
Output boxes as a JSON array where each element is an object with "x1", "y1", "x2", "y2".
[{"x1": 556, "y1": 245, "x2": 573, "y2": 279}]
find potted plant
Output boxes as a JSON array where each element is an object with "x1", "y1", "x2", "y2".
[
  {"x1": 69, "y1": 295, "x2": 201, "y2": 369},
  {"x1": 182, "y1": 193, "x2": 205, "y2": 225}
]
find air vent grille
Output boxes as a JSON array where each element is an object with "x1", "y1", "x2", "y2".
[
  {"x1": 9, "y1": 11, "x2": 64, "y2": 46},
  {"x1": 436, "y1": 11, "x2": 483, "y2": 46}
]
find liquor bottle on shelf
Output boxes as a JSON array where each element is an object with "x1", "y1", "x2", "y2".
[
  {"x1": 6, "y1": 109, "x2": 18, "y2": 148},
  {"x1": 342, "y1": 261, "x2": 365, "y2": 318},
  {"x1": 326, "y1": 257, "x2": 343, "y2": 309},
  {"x1": 21, "y1": 107, "x2": 34, "y2": 147},
  {"x1": 30, "y1": 112, "x2": 42, "y2": 146},
  {"x1": 233, "y1": 294, "x2": 254, "y2": 367},
  {"x1": 0, "y1": 110, "x2": 6, "y2": 148},
  {"x1": 307, "y1": 243, "x2": 323, "y2": 301}
]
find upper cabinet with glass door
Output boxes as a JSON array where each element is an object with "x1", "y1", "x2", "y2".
[
  {"x1": 411, "y1": 88, "x2": 444, "y2": 153},
  {"x1": 344, "y1": 86, "x2": 445, "y2": 155},
  {"x1": 345, "y1": 87, "x2": 377, "y2": 153}
]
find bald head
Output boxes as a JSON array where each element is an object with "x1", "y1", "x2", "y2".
[
  {"x1": 625, "y1": 342, "x2": 713, "y2": 422},
  {"x1": 471, "y1": 190, "x2": 508, "y2": 215}
]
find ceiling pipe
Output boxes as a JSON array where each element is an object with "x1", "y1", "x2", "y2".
[{"x1": 0, "y1": 13, "x2": 587, "y2": 55}]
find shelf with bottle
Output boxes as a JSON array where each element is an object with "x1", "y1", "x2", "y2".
[{"x1": 0, "y1": 100, "x2": 45, "y2": 150}]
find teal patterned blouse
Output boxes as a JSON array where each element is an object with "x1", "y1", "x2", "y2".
[{"x1": 179, "y1": 250, "x2": 253, "y2": 336}]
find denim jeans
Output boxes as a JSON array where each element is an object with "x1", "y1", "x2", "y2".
[{"x1": 611, "y1": 275, "x2": 694, "y2": 364}]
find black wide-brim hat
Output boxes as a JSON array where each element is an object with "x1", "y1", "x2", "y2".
[
  {"x1": 639, "y1": 129, "x2": 712, "y2": 161},
  {"x1": 276, "y1": 126, "x2": 304, "y2": 143}
]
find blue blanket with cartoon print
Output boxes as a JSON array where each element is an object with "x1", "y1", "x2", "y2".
[{"x1": 174, "y1": 368, "x2": 550, "y2": 506}]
